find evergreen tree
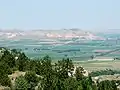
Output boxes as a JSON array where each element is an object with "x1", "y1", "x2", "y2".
[
  {"x1": 63, "y1": 77, "x2": 78, "y2": 90},
  {"x1": 17, "y1": 52, "x2": 28, "y2": 71},
  {"x1": 55, "y1": 58, "x2": 74, "y2": 80},
  {"x1": 15, "y1": 76, "x2": 29, "y2": 90},
  {"x1": 25, "y1": 71, "x2": 39, "y2": 89},
  {"x1": 75, "y1": 66, "x2": 84, "y2": 81},
  {"x1": 98, "y1": 80, "x2": 117, "y2": 90},
  {"x1": 40, "y1": 55, "x2": 58, "y2": 90},
  {"x1": 0, "y1": 49, "x2": 15, "y2": 68},
  {"x1": 0, "y1": 62, "x2": 11, "y2": 87}
]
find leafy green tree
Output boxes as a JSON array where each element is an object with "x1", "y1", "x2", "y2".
[
  {"x1": 0, "y1": 49, "x2": 15, "y2": 68},
  {"x1": 75, "y1": 66, "x2": 84, "y2": 81},
  {"x1": 40, "y1": 55, "x2": 53, "y2": 75},
  {"x1": 40, "y1": 55, "x2": 58, "y2": 90},
  {"x1": 17, "y1": 52, "x2": 28, "y2": 71},
  {"x1": 0, "y1": 74, "x2": 11, "y2": 87},
  {"x1": 77, "y1": 85, "x2": 83, "y2": 90},
  {"x1": 15, "y1": 76, "x2": 29, "y2": 90},
  {"x1": 41, "y1": 74, "x2": 59, "y2": 90},
  {"x1": 26, "y1": 60, "x2": 35, "y2": 71},
  {"x1": 40, "y1": 57, "x2": 75, "y2": 90},
  {"x1": 35, "y1": 60, "x2": 42, "y2": 75},
  {"x1": 77, "y1": 77, "x2": 94, "y2": 90},
  {"x1": 92, "y1": 83, "x2": 98, "y2": 90},
  {"x1": 11, "y1": 49, "x2": 21, "y2": 54},
  {"x1": 0, "y1": 62, "x2": 11, "y2": 87},
  {"x1": 27, "y1": 60, "x2": 40, "y2": 73},
  {"x1": 0, "y1": 61, "x2": 12, "y2": 74},
  {"x1": 63, "y1": 77, "x2": 78, "y2": 90},
  {"x1": 98, "y1": 80, "x2": 117, "y2": 90},
  {"x1": 25, "y1": 71, "x2": 39, "y2": 89},
  {"x1": 55, "y1": 58, "x2": 74, "y2": 80},
  {"x1": 111, "y1": 80, "x2": 117, "y2": 90}
]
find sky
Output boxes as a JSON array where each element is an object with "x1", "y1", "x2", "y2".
[{"x1": 0, "y1": 0, "x2": 120, "y2": 32}]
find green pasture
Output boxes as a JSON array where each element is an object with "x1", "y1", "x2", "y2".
[{"x1": 0, "y1": 39, "x2": 120, "y2": 61}]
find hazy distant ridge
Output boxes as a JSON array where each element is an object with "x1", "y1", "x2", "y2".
[{"x1": 0, "y1": 29, "x2": 105, "y2": 40}]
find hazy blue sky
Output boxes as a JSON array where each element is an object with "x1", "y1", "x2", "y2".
[{"x1": 0, "y1": 0, "x2": 119, "y2": 32}]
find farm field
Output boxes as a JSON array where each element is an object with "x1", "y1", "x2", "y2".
[
  {"x1": 1, "y1": 38, "x2": 120, "y2": 61},
  {"x1": 73, "y1": 60, "x2": 120, "y2": 71}
]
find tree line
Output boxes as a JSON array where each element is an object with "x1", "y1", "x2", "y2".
[{"x1": 90, "y1": 69, "x2": 120, "y2": 77}]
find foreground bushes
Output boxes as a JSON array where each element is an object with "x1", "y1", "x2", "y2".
[{"x1": 0, "y1": 48, "x2": 120, "y2": 90}]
